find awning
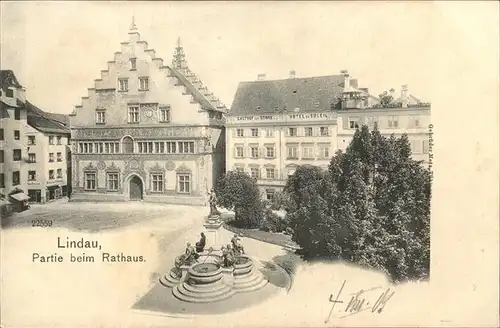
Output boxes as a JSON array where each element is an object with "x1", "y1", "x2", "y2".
[{"x1": 10, "y1": 192, "x2": 30, "y2": 201}]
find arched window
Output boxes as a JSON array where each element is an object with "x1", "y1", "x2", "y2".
[{"x1": 122, "y1": 136, "x2": 134, "y2": 154}]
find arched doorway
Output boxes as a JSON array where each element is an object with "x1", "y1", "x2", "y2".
[{"x1": 129, "y1": 175, "x2": 143, "y2": 200}]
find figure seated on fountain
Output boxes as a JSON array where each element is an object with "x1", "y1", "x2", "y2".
[
  {"x1": 185, "y1": 242, "x2": 199, "y2": 263},
  {"x1": 195, "y1": 232, "x2": 206, "y2": 253},
  {"x1": 231, "y1": 234, "x2": 245, "y2": 255},
  {"x1": 220, "y1": 245, "x2": 235, "y2": 268}
]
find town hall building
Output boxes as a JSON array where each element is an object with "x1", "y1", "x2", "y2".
[{"x1": 69, "y1": 21, "x2": 227, "y2": 205}]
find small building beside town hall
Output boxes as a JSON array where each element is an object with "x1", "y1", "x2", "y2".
[
  {"x1": 1, "y1": 70, "x2": 71, "y2": 214},
  {"x1": 24, "y1": 101, "x2": 71, "y2": 203},
  {"x1": 226, "y1": 70, "x2": 430, "y2": 201},
  {"x1": 69, "y1": 21, "x2": 227, "y2": 205}
]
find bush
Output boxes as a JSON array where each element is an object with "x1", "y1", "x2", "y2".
[
  {"x1": 216, "y1": 171, "x2": 264, "y2": 229},
  {"x1": 260, "y1": 208, "x2": 288, "y2": 233}
]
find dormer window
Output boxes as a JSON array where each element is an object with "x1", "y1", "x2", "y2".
[
  {"x1": 139, "y1": 77, "x2": 149, "y2": 91},
  {"x1": 130, "y1": 58, "x2": 137, "y2": 70},
  {"x1": 118, "y1": 78, "x2": 129, "y2": 92},
  {"x1": 6, "y1": 89, "x2": 14, "y2": 98}
]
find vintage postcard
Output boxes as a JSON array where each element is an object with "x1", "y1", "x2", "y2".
[{"x1": 1, "y1": 1, "x2": 498, "y2": 327}]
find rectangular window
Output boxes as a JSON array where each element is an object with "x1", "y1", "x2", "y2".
[
  {"x1": 12, "y1": 171, "x2": 20, "y2": 186},
  {"x1": 28, "y1": 136, "x2": 36, "y2": 145},
  {"x1": 236, "y1": 146, "x2": 244, "y2": 158},
  {"x1": 13, "y1": 149, "x2": 21, "y2": 161},
  {"x1": 0, "y1": 173, "x2": 4, "y2": 188},
  {"x1": 28, "y1": 170, "x2": 36, "y2": 181},
  {"x1": 85, "y1": 172, "x2": 96, "y2": 190},
  {"x1": 349, "y1": 118, "x2": 360, "y2": 129},
  {"x1": 251, "y1": 128, "x2": 259, "y2": 137},
  {"x1": 28, "y1": 153, "x2": 36, "y2": 163},
  {"x1": 118, "y1": 78, "x2": 129, "y2": 92},
  {"x1": 14, "y1": 108, "x2": 20, "y2": 120},
  {"x1": 96, "y1": 110, "x2": 106, "y2": 124},
  {"x1": 236, "y1": 129, "x2": 244, "y2": 137},
  {"x1": 250, "y1": 168, "x2": 259, "y2": 179},
  {"x1": 251, "y1": 147, "x2": 259, "y2": 158},
  {"x1": 49, "y1": 136, "x2": 54, "y2": 145},
  {"x1": 266, "y1": 146, "x2": 275, "y2": 158},
  {"x1": 57, "y1": 152, "x2": 62, "y2": 162},
  {"x1": 0, "y1": 150, "x2": 3, "y2": 163},
  {"x1": 178, "y1": 174, "x2": 190, "y2": 193},
  {"x1": 266, "y1": 189, "x2": 275, "y2": 201},
  {"x1": 411, "y1": 140, "x2": 422, "y2": 154},
  {"x1": 288, "y1": 127, "x2": 297, "y2": 136},
  {"x1": 14, "y1": 130, "x2": 20, "y2": 140},
  {"x1": 287, "y1": 146, "x2": 298, "y2": 159},
  {"x1": 128, "y1": 106, "x2": 139, "y2": 123},
  {"x1": 235, "y1": 167, "x2": 244, "y2": 173},
  {"x1": 367, "y1": 116, "x2": 379, "y2": 130},
  {"x1": 139, "y1": 77, "x2": 149, "y2": 91},
  {"x1": 305, "y1": 127, "x2": 313, "y2": 137},
  {"x1": 265, "y1": 129, "x2": 274, "y2": 137},
  {"x1": 319, "y1": 146, "x2": 330, "y2": 159},
  {"x1": 178, "y1": 141, "x2": 195, "y2": 154},
  {"x1": 57, "y1": 169, "x2": 62, "y2": 179},
  {"x1": 408, "y1": 115, "x2": 420, "y2": 128},
  {"x1": 320, "y1": 127, "x2": 329, "y2": 136},
  {"x1": 166, "y1": 142, "x2": 177, "y2": 153},
  {"x1": 57, "y1": 136, "x2": 62, "y2": 145},
  {"x1": 302, "y1": 146, "x2": 314, "y2": 159},
  {"x1": 49, "y1": 170, "x2": 55, "y2": 180},
  {"x1": 154, "y1": 142, "x2": 165, "y2": 153},
  {"x1": 107, "y1": 173, "x2": 119, "y2": 191},
  {"x1": 130, "y1": 58, "x2": 136, "y2": 70},
  {"x1": 159, "y1": 106, "x2": 171, "y2": 122},
  {"x1": 151, "y1": 174, "x2": 164, "y2": 192},
  {"x1": 49, "y1": 153, "x2": 54, "y2": 162},
  {"x1": 423, "y1": 140, "x2": 430, "y2": 154},
  {"x1": 388, "y1": 116, "x2": 399, "y2": 128},
  {"x1": 0, "y1": 128, "x2": 3, "y2": 140},
  {"x1": 266, "y1": 168, "x2": 275, "y2": 179}
]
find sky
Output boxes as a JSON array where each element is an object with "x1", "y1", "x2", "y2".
[{"x1": 0, "y1": 1, "x2": 498, "y2": 115}]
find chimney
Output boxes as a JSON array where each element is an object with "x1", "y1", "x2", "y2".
[
  {"x1": 289, "y1": 70, "x2": 296, "y2": 79},
  {"x1": 257, "y1": 74, "x2": 266, "y2": 81},
  {"x1": 341, "y1": 69, "x2": 350, "y2": 92},
  {"x1": 401, "y1": 84, "x2": 409, "y2": 108}
]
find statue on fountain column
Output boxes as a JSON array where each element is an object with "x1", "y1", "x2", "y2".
[{"x1": 208, "y1": 189, "x2": 221, "y2": 217}]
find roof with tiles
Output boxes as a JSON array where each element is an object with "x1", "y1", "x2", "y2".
[{"x1": 229, "y1": 74, "x2": 358, "y2": 116}]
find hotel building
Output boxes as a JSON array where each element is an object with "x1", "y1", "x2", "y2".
[{"x1": 226, "y1": 70, "x2": 430, "y2": 201}]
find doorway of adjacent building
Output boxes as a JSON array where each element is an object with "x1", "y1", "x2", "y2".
[{"x1": 129, "y1": 176, "x2": 143, "y2": 200}]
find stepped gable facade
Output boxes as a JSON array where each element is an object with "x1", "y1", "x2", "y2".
[{"x1": 69, "y1": 21, "x2": 227, "y2": 204}]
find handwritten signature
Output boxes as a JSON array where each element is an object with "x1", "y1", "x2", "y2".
[{"x1": 325, "y1": 280, "x2": 395, "y2": 323}]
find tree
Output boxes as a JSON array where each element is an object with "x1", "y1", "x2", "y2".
[
  {"x1": 216, "y1": 171, "x2": 264, "y2": 229},
  {"x1": 285, "y1": 125, "x2": 431, "y2": 282}
]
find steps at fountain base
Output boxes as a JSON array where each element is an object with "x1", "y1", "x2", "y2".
[
  {"x1": 159, "y1": 271, "x2": 181, "y2": 287},
  {"x1": 233, "y1": 268, "x2": 268, "y2": 292},
  {"x1": 173, "y1": 282, "x2": 236, "y2": 303}
]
